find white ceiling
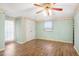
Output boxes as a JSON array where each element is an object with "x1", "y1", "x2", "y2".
[{"x1": 0, "y1": 3, "x2": 79, "y2": 20}]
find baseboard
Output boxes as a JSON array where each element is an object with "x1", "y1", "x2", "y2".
[
  {"x1": 74, "y1": 46, "x2": 79, "y2": 55},
  {"x1": 16, "y1": 40, "x2": 27, "y2": 44},
  {"x1": 36, "y1": 37, "x2": 72, "y2": 44},
  {"x1": 16, "y1": 38, "x2": 72, "y2": 44},
  {"x1": 16, "y1": 39, "x2": 34, "y2": 44}
]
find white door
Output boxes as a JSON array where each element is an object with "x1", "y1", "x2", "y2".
[
  {"x1": 26, "y1": 20, "x2": 35, "y2": 41},
  {"x1": 5, "y1": 20, "x2": 15, "y2": 42}
]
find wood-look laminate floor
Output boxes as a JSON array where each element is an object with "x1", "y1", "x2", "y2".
[{"x1": 0, "y1": 39, "x2": 78, "y2": 56}]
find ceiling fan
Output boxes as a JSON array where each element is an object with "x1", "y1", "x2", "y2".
[{"x1": 33, "y1": 3, "x2": 63, "y2": 16}]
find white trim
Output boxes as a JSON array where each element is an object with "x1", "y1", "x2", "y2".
[
  {"x1": 36, "y1": 37, "x2": 72, "y2": 43},
  {"x1": 16, "y1": 41, "x2": 27, "y2": 44},
  {"x1": 16, "y1": 39, "x2": 35, "y2": 44},
  {"x1": 16, "y1": 39, "x2": 33, "y2": 44},
  {"x1": 74, "y1": 46, "x2": 79, "y2": 55}
]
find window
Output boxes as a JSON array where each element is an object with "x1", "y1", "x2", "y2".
[{"x1": 44, "y1": 21, "x2": 53, "y2": 31}]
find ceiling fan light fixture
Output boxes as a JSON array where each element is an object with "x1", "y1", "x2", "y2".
[
  {"x1": 43, "y1": 11, "x2": 47, "y2": 16},
  {"x1": 49, "y1": 10, "x2": 52, "y2": 15},
  {"x1": 43, "y1": 10, "x2": 52, "y2": 16}
]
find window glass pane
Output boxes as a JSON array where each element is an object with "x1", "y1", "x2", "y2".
[
  {"x1": 45, "y1": 21, "x2": 52, "y2": 28},
  {"x1": 44, "y1": 21, "x2": 52, "y2": 29},
  {"x1": 44, "y1": 21, "x2": 53, "y2": 31}
]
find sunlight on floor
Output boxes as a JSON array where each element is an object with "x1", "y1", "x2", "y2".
[{"x1": 4, "y1": 43, "x2": 15, "y2": 56}]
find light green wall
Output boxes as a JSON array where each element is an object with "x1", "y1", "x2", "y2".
[
  {"x1": 0, "y1": 11, "x2": 5, "y2": 49},
  {"x1": 15, "y1": 17, "x2": 73, "y2": 43},
  {"x1": 15, "y1": 18, "x2": 26, "y2": 43},
  {"x1": 36, "y1": 19, "x2": 73, "y2": 43},
  {"x1": 74, "y1": 8, "x2": 79, "y2": 54}
]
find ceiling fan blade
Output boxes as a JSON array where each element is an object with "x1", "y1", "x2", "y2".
[
  {"x1": 51, "y1": 8, "x2": 63, "y2": 11},
  {"x1": 36, "y1": 10, "x2": 43, "y2": 14},
  {"x1": 53, "y1": 3, "x2": 56, "y2": 5},
  {"x1": 34, "y1": 4, "x2": 42, "y2": 7}
]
